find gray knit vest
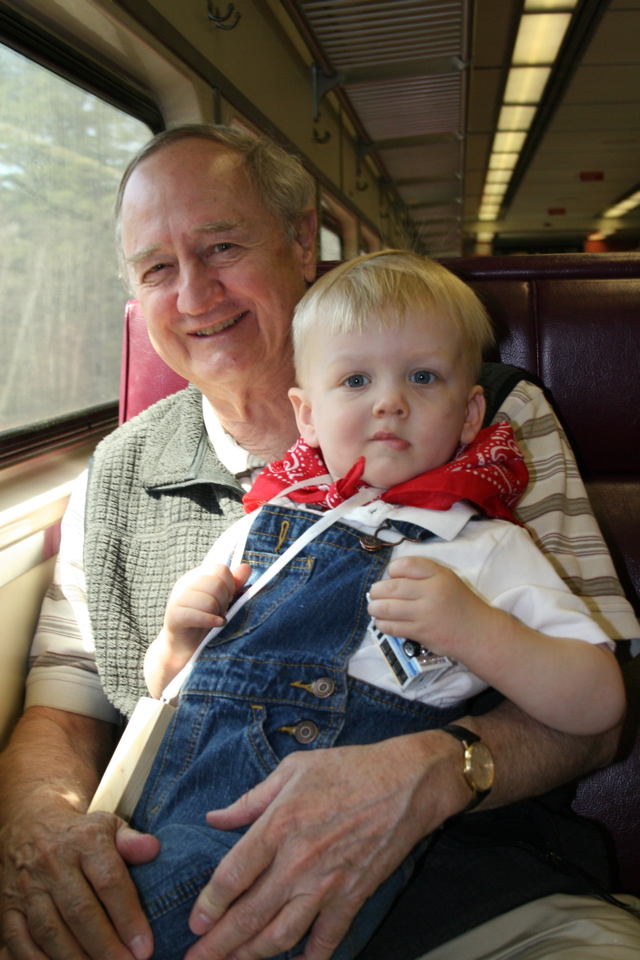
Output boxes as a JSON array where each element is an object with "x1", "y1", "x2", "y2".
[{"x1": 84, "y1": 385, "x2": 245, "y2": 719}]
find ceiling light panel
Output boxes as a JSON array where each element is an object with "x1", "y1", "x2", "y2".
[
  {"x1": 492, "y1": 130, "x2": 527, "y2": 152},
  {"x1": 483, "y1": 182, "x2": 509, "y2": 196},
  {"x1": 524, "y1": 0, "x2": 578, "y2": 10},
  {"x1": 513, "y1": 13, "x2": 572, "y2": 64},
  {"x1": 489, "y1": 152, "x2": 519, "y2": 170},
  {"x1": 504, "y1": 66, "x2": 552, "y2": 103},
  {"x1": 498, "y1": 104, "x2": 537, "y2": 130},
  {"x1": 486, "y1": 169, "x2": 514, "y2": 184}
]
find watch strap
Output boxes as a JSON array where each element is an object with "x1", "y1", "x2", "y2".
[
  {"x1": 442, "y1": 723, "x2": 481, "y2": 747},
  {"x1": 441, "y1": 723, "x2": 492, "y2": 813}
]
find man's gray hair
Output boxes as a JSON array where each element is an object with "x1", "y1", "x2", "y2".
[{"x1": 115, "y1": 123, "x2": 316, "y2": 266}]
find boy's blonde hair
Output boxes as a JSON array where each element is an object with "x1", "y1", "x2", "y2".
[{"x1": 292, "y1": 250, "x2": 494, "y2": 384}]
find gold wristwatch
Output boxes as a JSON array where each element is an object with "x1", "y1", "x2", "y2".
[{"x1": 442, "y1": 723, "x2": 494, "y2": 813}]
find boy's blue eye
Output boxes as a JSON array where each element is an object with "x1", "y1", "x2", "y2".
[
  {"x1": 345, "y1": 374, "x2": 369, "y2": 388},
  {"x1": 410, "y1": 370, "x2": 435, "y2": 384}
]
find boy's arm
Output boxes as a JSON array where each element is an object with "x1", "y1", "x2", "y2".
[
  {"x1": 369, "y1": 554, "x2": 626, "y2": 735},
  {"x1": 144, "y1": 563, "x2": 251, "y2": 698}
]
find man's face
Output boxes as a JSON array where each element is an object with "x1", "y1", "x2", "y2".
[
  {"x1": 290, "y1": 311, "x2": 485, "y2": 489},
  {"x1": 120, "y1": 139, "x2": 316, "y2": 398}
]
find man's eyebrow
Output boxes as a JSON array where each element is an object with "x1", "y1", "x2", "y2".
[
  {"x1": 125, "y1": 245, "x2": 163, "y2": 267},
  {"x1": 125, "y1": 220, "x2": 249, "y2": 266}
]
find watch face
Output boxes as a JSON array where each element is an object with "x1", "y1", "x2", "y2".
[{"x1": 466, "y1": 742, "x2": 495, "y2": 792}]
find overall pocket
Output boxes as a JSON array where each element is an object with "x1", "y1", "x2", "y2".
[{"x1": 132, "y1": 696, "x2": 282, "y2": 832}]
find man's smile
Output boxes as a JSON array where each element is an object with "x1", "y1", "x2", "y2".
[{"x1": 192, "y1": 312, "x2": 246, "y2": 336}]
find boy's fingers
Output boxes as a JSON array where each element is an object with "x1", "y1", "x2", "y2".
[
  {"x1": 232, "y1": 563, "x2": 253, "y2": 591},
  {"x1": 386, "y1": 555, "x2": 440, "y2": 579}
]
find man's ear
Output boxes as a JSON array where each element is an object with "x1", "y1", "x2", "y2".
[
  {"x1": 460, "y1": 385, "x2": 486, "y2": 444},
  {"x1": 296, "y1": 208, "x2": 318, "y2": 284},
  {"x1": 288, "y1": 386, "x2": 319, "y2": 446}
]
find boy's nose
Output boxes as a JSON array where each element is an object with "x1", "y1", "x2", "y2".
[{"x1": 372, "y1": 390, "x2": 408, "y2": 417}]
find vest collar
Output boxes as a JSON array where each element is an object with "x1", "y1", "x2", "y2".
[{"x1": 140, "y1": 384, "x2": 244, "y2": 494}]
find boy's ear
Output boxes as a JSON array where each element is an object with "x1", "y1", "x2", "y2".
[
  {"x1": 288, "y1": 387, "x2": 319, "y2": 447},
  {"x1": 460, "y1": 385, "x2": 486, "y2": 444}
]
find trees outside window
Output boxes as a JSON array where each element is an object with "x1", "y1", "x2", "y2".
[{"x1": 0, "y1": 43, "x2": 151, "y2": 432}]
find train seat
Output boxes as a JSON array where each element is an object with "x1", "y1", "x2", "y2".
[{"x1": 120, "y1": 252, "x2": 640, "y2": 895}]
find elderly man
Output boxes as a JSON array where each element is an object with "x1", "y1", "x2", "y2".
[{"x1": 1, "y1": 125, "x2": 638, "y2": 960}]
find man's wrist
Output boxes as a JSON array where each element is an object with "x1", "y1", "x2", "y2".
[
  {"x1": 403, "y1": 728, "x2": 483, "y2": 824},
  {"x1": 439, "y1": 724, "x2": 495, "y2": 814}
]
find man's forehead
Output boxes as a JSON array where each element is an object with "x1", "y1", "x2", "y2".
[
  {"x1": 120, "y1": 143, "x2": 275, "y2": 253},
  {"x1": 124, "y1": 140, "x2": 252, "y2": 206},
  {"x1": 142, "y1": 137, "x2": 244, "y2": 172}
]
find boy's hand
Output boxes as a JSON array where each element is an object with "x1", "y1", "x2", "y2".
[
  {"x1": 367, "y1": 556, "x2": 491, "y2": 661},
  {"x1": 145, "y1": 562, "x2": 252, "y2": 697},
  {"x1": 164, "y1": 563, "x2": 253, "y2": 653}
]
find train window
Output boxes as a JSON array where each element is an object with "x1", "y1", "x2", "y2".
[
  {"x1": 320, "y1": 222, "x2": 343, "y2": 261},
  {"x1": 321, "y1": 192, "x2": 363, "y2": 260},
  {"x1": 0, "y1": 41, "x2": 151, "y2": 443}
]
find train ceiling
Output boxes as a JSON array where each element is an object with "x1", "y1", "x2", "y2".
[{"x1": 284, "y1": 0, "x2": 640, "y2": 255}]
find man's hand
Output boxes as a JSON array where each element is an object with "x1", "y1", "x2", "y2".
[
  {"x1": 2, "y1": 806, "x2": 159, "y2": 960},
  {"x1": 183, "y1": 733, "x2": 469, "y2": 960},
  {"x1": 0, "y1": 708, "x2": 159, "y2": 960}
]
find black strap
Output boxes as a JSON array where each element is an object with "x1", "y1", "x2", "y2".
[{"x1": 479, "y1": 361, "x2": 531, "y2": 428}]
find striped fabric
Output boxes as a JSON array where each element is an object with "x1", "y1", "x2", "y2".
[{"x1": 498, "y1": 382, "x2": 638, "y2": 641}]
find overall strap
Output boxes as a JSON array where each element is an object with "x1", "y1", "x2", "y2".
[{"x1": 161, "y1": 486, "x2": 377, "y2": 701}]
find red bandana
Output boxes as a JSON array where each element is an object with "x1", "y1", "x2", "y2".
[{"x1": 243, "y1": 421, "x2": 528, "y2": 523}]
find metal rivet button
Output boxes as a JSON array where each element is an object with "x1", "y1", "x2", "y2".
[
  {"x1": 311, "y1": 677, "x2": 335, "y2": 698},
  {"x1": 359, "y1": 534, "x2": 383, "y2": 552},
  {"x1": 293, "y1": 720, "x2": 319, "y2": 744}
]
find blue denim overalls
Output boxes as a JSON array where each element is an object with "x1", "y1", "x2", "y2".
[{"x1": 130, "y1": 504, "x2": 465, "y2": 959}]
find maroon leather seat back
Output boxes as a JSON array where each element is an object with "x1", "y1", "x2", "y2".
[
  {"x1": 119, "y1": 301, "x2": 187, "y2": 424},
  {"x1": 440, "y1": 254, "x2": 640, "y2": 478},
  {"x1": 439, "y1": 254, "x2": 640, "y2": 617},
  {"x1": 120, "y1": 253, "x2": 640, "y2": 893}
]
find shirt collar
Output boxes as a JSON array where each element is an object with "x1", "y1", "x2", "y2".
[
  {"x1": 346, "y1": 499, "x2": 478, "y2": 541},
  {"x1": 202, "y1": 397, "x2": 266, "y2": 490}
]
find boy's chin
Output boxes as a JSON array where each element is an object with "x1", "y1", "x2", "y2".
[{"x1": 361, "y1": 469, "x2": 415, "y2": 490}]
